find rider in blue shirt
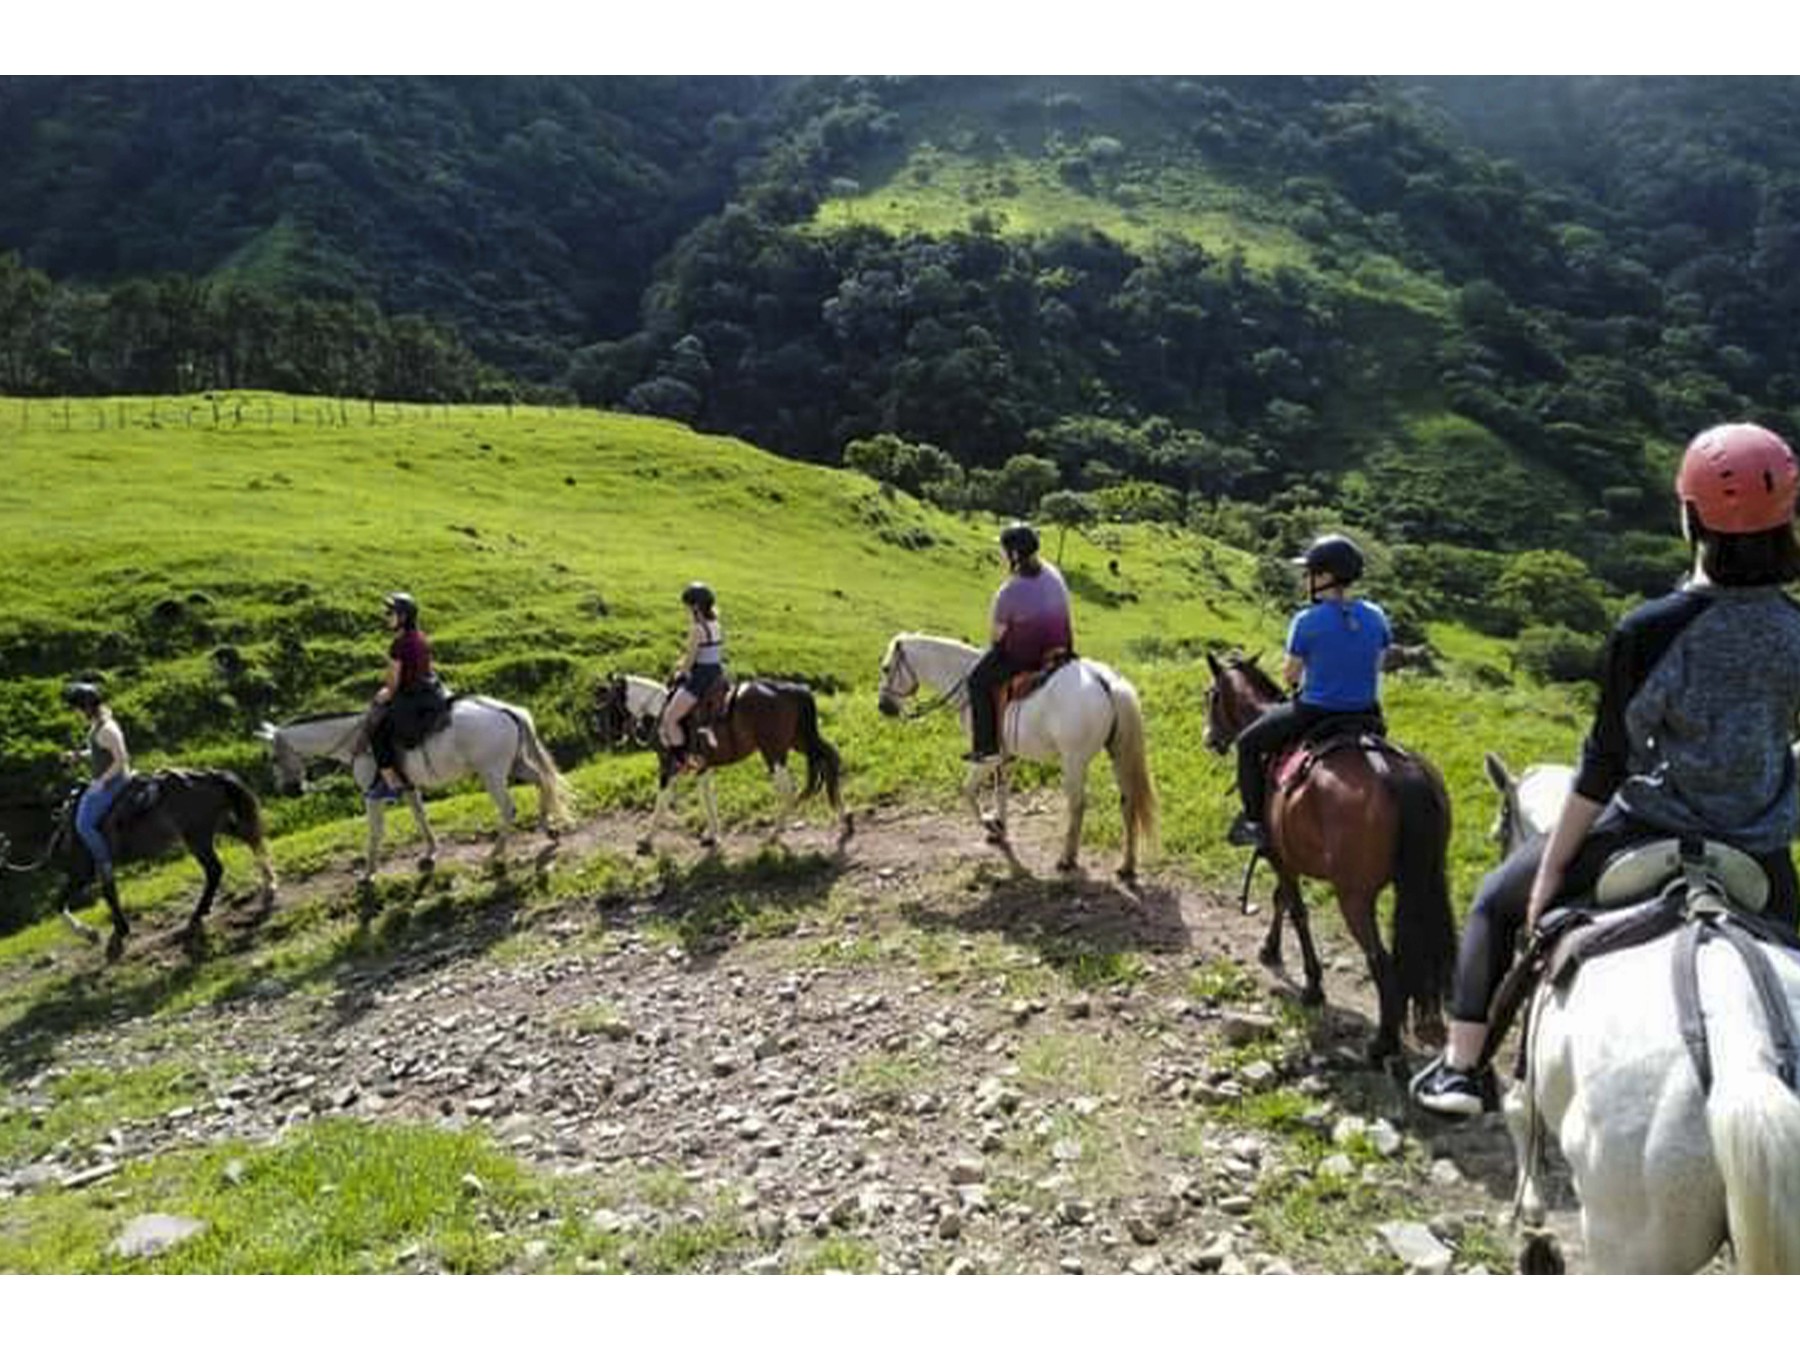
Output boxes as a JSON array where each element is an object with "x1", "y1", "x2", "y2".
[{"x1": 1227, "y1": 534, "x2": 1391, "y2": 849}]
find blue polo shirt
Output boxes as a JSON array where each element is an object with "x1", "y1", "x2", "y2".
[{"x1": 1287, "y1": 598, "x2": 1390, "y2": 711}]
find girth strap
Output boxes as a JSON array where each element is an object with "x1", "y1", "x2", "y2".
[{"x1": 1674, "y1": 913, "x2": 1800, "y2": 1095}]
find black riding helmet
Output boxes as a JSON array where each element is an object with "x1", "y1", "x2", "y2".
[
  {"x1": 1293, "y1": 534, "x2": 1365, "y2": 585},
  {"x1": 681, "y1": 581, "x2": 715, "y2": 611},
  {"x1": 62, "y1": 681, "x2": 103, "y2": 712},
  {"x1": 384, "y1": 592, "x2": 420, "y2": 626},
  {"x1": 1000, "y1": 522, "x2": 1040, "y2": 558}
]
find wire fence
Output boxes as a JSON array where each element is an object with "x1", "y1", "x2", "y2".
[{"x1": 0, "y1": 394, "x2": 582, "y2": 436}]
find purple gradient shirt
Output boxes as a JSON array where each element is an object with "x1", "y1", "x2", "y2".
[{"x1": 992, "y1": 563, "x2": 1074, "y2": 667}]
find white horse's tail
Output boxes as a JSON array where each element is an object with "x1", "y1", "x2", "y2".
[
  {"x1": 1102, "y1": 673, "x2": 1158, "y2": 856},
  {"x1": 492, "y1": 701, "x2": 573, "y2": 828},
  {"x1": 1708, "y1": 1065, "x2": 1800, "y2": 1272}
]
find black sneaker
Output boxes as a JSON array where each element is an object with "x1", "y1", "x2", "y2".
[
  {"x1": 1226, "y1": 813, "x2": 1268, "y2": 849},
  {"x1": 1409, "y1": 1055, "x2": 1497, "y2": 1118},
  {"x1": 963, "y1": 750, "x2": 1002, "y2": 767}
]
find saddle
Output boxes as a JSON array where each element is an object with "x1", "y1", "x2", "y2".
[
  {"x1": 680, "y1": 679, "x2": 735, "y2": 748},
  {"x1": 993, "y1": 649, "x2": 1076, "y2": 724},
  {"x1": 96, "y1": 770, "x2": 186, "y2": 844},
  {"x1": 1480, "y1": 836, "x2": 1800, "y2": 1085},
  {"x1": 1270, "y1": 712, "x2": 1393, "y2": 797},
  {"x1": 393, "y1": 677, "x2": 455, "y2": 750}
]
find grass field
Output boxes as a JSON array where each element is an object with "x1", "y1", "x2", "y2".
[{"x1": 0, "y1": 395, "x2": 1599, "y2": 1272}]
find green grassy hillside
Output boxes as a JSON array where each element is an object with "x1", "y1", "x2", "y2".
[{"x1": 0, "y1": 394, "x2": 1588, "y2": 935}]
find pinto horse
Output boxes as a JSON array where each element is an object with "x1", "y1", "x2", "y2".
[
  {"x1": 1203, "y1": 651, "x2": 1456, "y2": 1060},
  {"x1": 2, "y1": 770, "x2": 277, "y2": 960},
  {"x1": 627, "y1": 676, "x2": 852, "y2": 855}
]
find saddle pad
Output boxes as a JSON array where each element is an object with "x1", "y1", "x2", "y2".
[{"x1": 1594, "y1": 838, "x2": 1768, "y2": 913}]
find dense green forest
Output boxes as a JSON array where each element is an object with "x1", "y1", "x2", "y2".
[{"x1": 2, "y1": 74, "x2": 1797, "y2": 664}]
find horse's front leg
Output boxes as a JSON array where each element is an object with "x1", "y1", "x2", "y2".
[
  {"x1": 58, "y1": 873, "x2": 101, "y2": 944},
  {"x1": 698, "y1": 772, "x2": 721, "y2": 849},
  {"x1": 1502, "y1": 1076, "x2": 1549, "y2": 1230},
  {"x1": 637, "y1": 763, "x2": 679, "y2": 856},
  {"x1": 100, "y1": 872, "x2": 129, "y2": 962},
  {"x1": 407, "y1": 788, "x2": 437, "y2": 872},
  {"x1": 180, "y1": 842, "x2": 223, "y2": 950},
  {"x1": 364, "y1": 803, "x2": 386, "y2": 878},
  {"x1": 1056, "y1": 752, "x2": 1086, "y2": 873}
]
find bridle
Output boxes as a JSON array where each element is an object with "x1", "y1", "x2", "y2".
[{"x1": 881, "y1": 641, "x2": 967, "y2": 722}]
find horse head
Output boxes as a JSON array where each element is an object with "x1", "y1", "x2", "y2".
[
  {"x1": 255, "y1": 720, "x2": 310, "y2": 796},
  {"x1": 1203, "y1": 650, "x2": 1279, "y2": 753},
  {"x1": 1485, "y1": 751, "x2": 1574, "y2": 859},
  {"x1": 876, "y1": 636, "x2": 918, "y2": 718},
  {"x1": 593, "y1": 674, "x2": 631, "y2": 747}
]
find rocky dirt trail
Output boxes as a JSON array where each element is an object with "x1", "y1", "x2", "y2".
[{"x1": 0, "y1": 794, "x2": 1585, "y2": 1273}]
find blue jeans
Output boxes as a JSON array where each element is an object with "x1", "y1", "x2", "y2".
[{"x1": 75, "y1": 776, "x2": 128, "y2": 876}]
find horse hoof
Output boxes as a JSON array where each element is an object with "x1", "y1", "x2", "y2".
[
  {"x1": 699, "y1": 836, "x2": 719, "y2": 851},
  {"x1": 1257, "y1": 944, "x2": 1282, "y2": 970},
  {"x1": 1116, "y1": 867, "x2": 1136, "y2": 885},
  {"x1": 1300, "y1": 985, "x2": 1325, "y2": 1008},
  {"x1": 1518, "y1": 1232, "x2": 1564, "y2": 1275},
  {"x1": 1367, "y1": 1039, "x2": 1400, "y2": 1067},
  {"x1": 104, "y1": 932, "x2": 127, "y2": 963},
  {"x1": 635, "y1": 839, "x2": 653, "y2": 857},
  {"x1": 417, "y1": 856, "x2": 436, "y2": 874},
  {"x1": 1055, "y1": 859, "x2": 1078, "y2": 875}
]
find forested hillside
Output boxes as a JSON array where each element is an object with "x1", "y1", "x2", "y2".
[{"x1": 2, "y1": 75, "x2": 1796, "y2": 675}]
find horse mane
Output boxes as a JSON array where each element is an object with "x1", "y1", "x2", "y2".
[
  {"x1": 1229, "y1": 652, "x2": 1284, "y2": 701},
  {"x1": 283, "y1": 709, "x2": 364, "y2": 727}
]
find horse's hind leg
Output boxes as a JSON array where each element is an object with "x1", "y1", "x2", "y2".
[
  {"x1": 482, "y1": 771, "x2": 515, "y2": 863},
  {"x1": 699, "y1": 773, "x2": 721, "y2": 848},
  {"x1": 1341, "y1": 887, "x2": 1402, "y2": 1062},
  {"x1": 767, "y1": 759, "x2": 796, "y2": 844},
  {"x1": 100, "y1": 872, "x2": 129, "y2": 962}
]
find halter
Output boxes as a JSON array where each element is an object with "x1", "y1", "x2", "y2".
[{"x1": 882, "y1": 641, "x2": 968, "y2": 722}]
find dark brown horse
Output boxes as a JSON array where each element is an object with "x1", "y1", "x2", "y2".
[
  {"x1": 6, "y1": 770, "x2": 277, "y2": 960},
  {"x1": 625, "y1": 676, "x2": 853, "y2": 854},
  {"x1": 1202, "y1": 652, "x2": 1456, "y2": 1061}
]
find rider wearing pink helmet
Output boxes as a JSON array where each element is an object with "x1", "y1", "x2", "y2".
[{"x1": 1414, "y1": 422, "x2": 1800, "y2": 1117}]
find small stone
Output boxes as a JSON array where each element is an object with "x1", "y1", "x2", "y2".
[
  {"x1": 222, "y1": 1160, "x2": 248, "y2": 1187},
  {"x1": 1127, "y1": 1254, "x2": 1161, "y2": 1274},
  {"x1": 1367, "y1": 1118, "x2": 1404, "y2": 1158},
  {"x1": 1125, "y1": 1214, "x2": 1159, "y2": 1246},
  {"x1": 948, "y1": 1157, "x2": 986, "y2": 1185},
  {"x1": 1219, "y1": 1012, "x2": 1279, "y2": 1046},
  {"x1": 1216, "y1": 1195, "x2": 1255, "y2": 1216},
  {"x1": 1427, "y1": 1158, "x2": 1464, "y2": 1187},
  {"x1": 1239, "y1": 1060, "x2": 1277, "y2": 1087},
  {"x1": 1330, "y1": 1115, "x2": 1369, "y2": 1147},
  {"x1": 109, "y1": 1214, "x2": 206, "y2": 1260},
  {"x1": 1051, "y1": 1139, "x2": 1083, "y2": 1163},
  {"x1": 461, "y1": 1173, "x2": 485, "y2": 1197},
  {"x1": 742, "y1": 1255, "x2": 782, "y2": 1274},
  {"x1": 1059, "y1": 1256, "x2": 1084, "y2": 1274},
  {"x1": 62, "y1": 1162, "x2": 120, "y2": 1190},
  {"x1": 1055, "y1": 1199, "x2": 1091, "y2": 1227},
  {"x1": 1065, "y1": 995, "x2": 1092, "y2": 1020},
  {"x1": 1261, "y1": 1258, "x2": 1297, "y2": 1275},
  {"x1": 1190, "y1": 1234, "x2": 1234, "y2": 1271},
  {"x1": 1317, "y1": 1153, "x2": 1357, "y2": 1181},
  {"x1": 937, "y1": 1211, "x2": 963, "y2": 1240},
  {"x1": 710, "y1": 1055, "x2": 737, "y2": 1078},
  {"x1": 1377, "y1": 1221, "x2": 1454, "y2": 1275}
]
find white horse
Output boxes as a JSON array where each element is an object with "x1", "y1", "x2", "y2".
[
  {"x1": 257, "y1": 698, "x2": 572, "y2": 875},
  {"x1": 1482, "y1": 751, "x2": 1575, "y2": 858},
  {"x1": 593, "y1": 673, "x2": 668, "y2": 750},
  {"x1": 875, "y1": 633, "x2": 1157, "y2": 879},
  {"x1": 1485, "y1": 748, "x2": 1800, "y2": 1272}
]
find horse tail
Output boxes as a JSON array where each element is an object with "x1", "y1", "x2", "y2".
[
  {"x1": 1707, "y1": 1019, "x2": 1800, "y2": 1271},
  {"x1": 1104, "y1": 675, "x2": 1159, "y2": 856},
  {"x1": 786, "y1": 684, "x2": 842, "y2": 808},
  {"x1": 1388, "y1": 759, "x2": 1457, "y2": 1018},
  {"x1": 503, "y1": 704, "x2": 573, "y2": 828}
]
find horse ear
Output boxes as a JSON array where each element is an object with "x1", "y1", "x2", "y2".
[
  {"x1": 1205, "y1": 650, "x2": 1222, "y2": 676},
  {"x1": 253, "y1": 723, "x2": 275, "y2": 742},
  {"x1": 1483, "y1": 751, "x2": 1513, "y2": 794}
]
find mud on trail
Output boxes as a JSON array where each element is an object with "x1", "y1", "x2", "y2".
[{"x1": 0, "y1": 794, "x2": 1586, "y2": 1273}]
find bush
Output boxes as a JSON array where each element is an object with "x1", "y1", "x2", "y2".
[{"x1": 1513, "y1": 624, "x2": 1603, "y2": 684}]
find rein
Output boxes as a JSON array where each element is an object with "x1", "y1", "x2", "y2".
[
  {"x1": 0, "y1": 813, "x2": 68, "y2": 874},
  {"x1": 887, "y1": 645, "x2": 969, "y2": 722}
]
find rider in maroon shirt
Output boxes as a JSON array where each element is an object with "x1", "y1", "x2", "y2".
[{"x1": 368, "y1": 591, "x2": 435, "y2": 802}]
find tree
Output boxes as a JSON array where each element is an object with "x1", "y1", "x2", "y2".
[
  {"x1": 1038, "y1": 489, "x2": 1097, "y2": 563},
  {"x1": 991, "y1": 454, "x2": 1061, "y2": 519},
  {"x1": 1493, "y1": 550, "x2": 1611, "y2": 636}
]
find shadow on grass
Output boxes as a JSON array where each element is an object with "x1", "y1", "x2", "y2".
[
  {"x1": 896, "y1": 859, "x2": 1193, "y2": 986},
  {"x1": 611, "y1": 844, "x2": 850, "y2": 970},
  {"x1": 0, "y1": 844, "x2": 569, "y2": 1085}
]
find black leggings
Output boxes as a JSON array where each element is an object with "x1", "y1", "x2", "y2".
[
  {"x1": 1449, "y1": 803, "x2": 1800, "y2": 1022},
  {"x1": 1233, "y1": 701, "x2": 1338, "y2": 824},
  {"x1": 967, "y1": 646, "x2": 1024, "y2": 755}
]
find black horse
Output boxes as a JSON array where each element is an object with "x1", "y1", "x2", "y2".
[{"x1": 10, "y1": 770, "x2": 277, "y2": 960}]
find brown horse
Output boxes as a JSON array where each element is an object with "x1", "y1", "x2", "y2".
[
  {"x1": 627, "y1": 676, "x2": 853, "y2": 854},
  {"x1": 1202, "y1": 652, "x2": 1456, "y2": 1061},
  {"x1": 7, "y1": 770, "x2": 277, "y2": 960}
]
